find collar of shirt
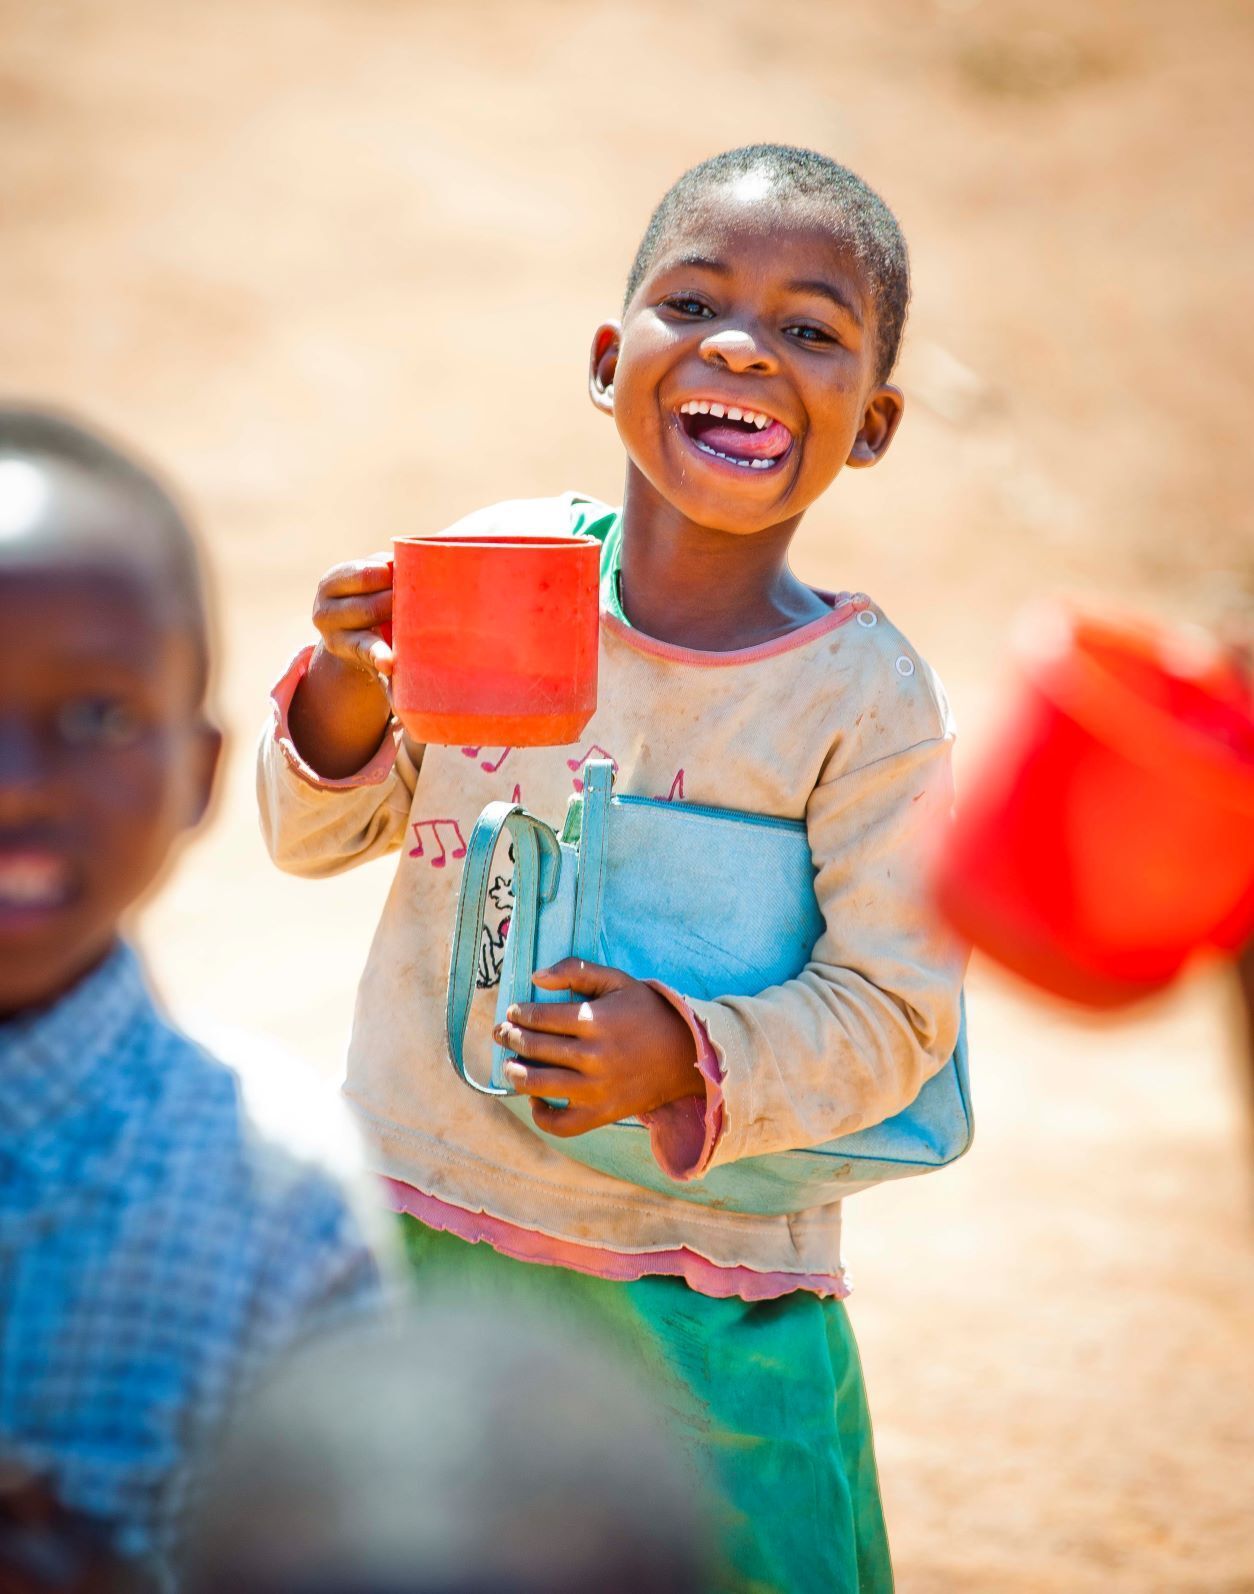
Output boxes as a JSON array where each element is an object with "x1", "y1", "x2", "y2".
[{"x1": 0, "y1": 942, "x2": 151, "y2": 1144}]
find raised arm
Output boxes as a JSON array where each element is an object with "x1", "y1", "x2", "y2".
[
  {"x1": 257, "y1": 552, "x2": 421, "y2": 879},
  {"x1": 257, "y1": 645, "x2": 419, "y2": 879}
]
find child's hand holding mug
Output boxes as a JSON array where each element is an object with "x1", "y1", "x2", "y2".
[
  {"x1": 288, "y1": 556, "x2": 395, "y2": 781},
  {"x1": 311, "y1": 554, "x2": 395, "y2": 678}
]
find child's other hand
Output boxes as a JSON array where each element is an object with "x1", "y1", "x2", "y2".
[
  {"x1": 495, "y1": 959, "x2": 700, "y2": 1136},
  {"x1": 312, "y1": 555, "x2": 395, "y2": 679}
]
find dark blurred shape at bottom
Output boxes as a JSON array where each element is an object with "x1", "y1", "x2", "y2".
[
  {"x1": 181, "y1": 1305, "x2": 716, "y2": 1594},
  {"x1": 0, "y1": 1468, "x2": 142, "y2": 1594}
]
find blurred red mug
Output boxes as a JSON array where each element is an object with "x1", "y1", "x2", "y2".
[
  {"x1": 384, "y1": 534, "x2": 600, "y2": 747},
  {"x1": 934, "y1": 602, "x2": 1254, "y2": 1007}
]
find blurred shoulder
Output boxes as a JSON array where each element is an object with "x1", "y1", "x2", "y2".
[{"x1": 153, "y1": 1015, "x2": 391, "y2": 1262}]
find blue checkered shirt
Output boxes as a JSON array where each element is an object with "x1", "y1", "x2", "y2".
[{"x1": 0, "y1": 943, "x2": 384, "y2": 1581}]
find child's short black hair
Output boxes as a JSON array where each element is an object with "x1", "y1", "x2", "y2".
[
  {"x1": 0, "y1": 404, "x2": 210, "y2": 695},
  {"x1": 625, "y1": 144, "x2": 910, "y2": 385}
]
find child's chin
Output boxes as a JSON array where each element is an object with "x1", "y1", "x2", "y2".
[
  {"x1": 679, "y1": 488, "x2": 789, "y2": 536},
  {"x1": 0, "y1": 917, "x2": 103, "y2": 1013}
]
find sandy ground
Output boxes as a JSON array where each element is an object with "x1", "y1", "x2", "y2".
[{"x1": 3, "y1": 1, "x2": 1253, "y2": 1587}]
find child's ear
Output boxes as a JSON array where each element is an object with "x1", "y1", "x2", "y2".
[
  {"x1": 588, "y1": 322, "x2": 620, "y2": 417},
  {"x1": 184, "y1": 722, "x2": 224, "y2": 830},
  {"x1": 846, "y1": 385, "x2": 905, "y2": 469}
]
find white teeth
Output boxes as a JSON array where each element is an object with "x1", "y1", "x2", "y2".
[
  {"x1": 693, "y1": 439, "x2": 778, "y2": 470},
  {"x1": 679, "y1": 401, "x2": 777, "y2": 429},
  {"x1": 678, "y1": 401, "x2": 783, "y2": 436}
]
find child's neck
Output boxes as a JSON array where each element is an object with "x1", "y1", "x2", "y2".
[{"x1": 617, "y1": 470, "x2": 831, "y2": 652}]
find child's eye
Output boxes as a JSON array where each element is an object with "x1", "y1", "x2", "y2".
[
  {"x1": 785, "y1": 324, "x2": 837, "y2": 346},
  {"x1": 56, "y1": 698, "x2": 145, "y2": 748},
  {"x1": 662, "y1": 295, "x2": 714, "y2": 319}
]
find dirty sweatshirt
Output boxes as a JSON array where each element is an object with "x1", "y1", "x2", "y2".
[{"x1": 257, "y1": 493, "x2": 965, "y2": 1293}]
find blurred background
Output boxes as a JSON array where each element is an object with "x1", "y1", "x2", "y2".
[{"x1": 2, "y1": 1, "x2": 1251, "y2": 1588}]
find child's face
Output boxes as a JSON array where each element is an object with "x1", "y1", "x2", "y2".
[
  {"x1": 0, "y1": 543, "x2": 220, "y2": 1018},
  {"x1": 592, "y1": 184, "x2": 903, "y2": 536}
]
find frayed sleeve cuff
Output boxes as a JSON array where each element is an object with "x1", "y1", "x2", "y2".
[
  {"x1": 638, "y1": 982, "x2": 725, "y2": 1181},
  {"x1": 270, "y1": 645, "x2": 400, "y2": 791}
]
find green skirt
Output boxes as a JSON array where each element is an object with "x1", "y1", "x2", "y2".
[{"x1": 399, "y1": 1219, "x2": 893, "y2": 1593}]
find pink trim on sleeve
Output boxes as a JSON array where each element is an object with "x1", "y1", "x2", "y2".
[
  {"x1": 381, "y1": 1178, "x2": 848, "y2": 1302},
  {"x1": 638, "y1": 982, "x2": 725, "y2": 1181},
  {"x1": 270, "y1": 645, "x2": 399, "y2": 791}
]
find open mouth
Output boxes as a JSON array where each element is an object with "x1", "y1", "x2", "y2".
[
  {"x1": 676, "y1": 399, "x2": 794, "y2": 472},
  {"x1": 0, "y1": 850, "x2": 78, "y2": 918}
]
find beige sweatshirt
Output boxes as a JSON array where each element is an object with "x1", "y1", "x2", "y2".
[{"x1": 257, "y1": 494, "x2": 966, "y2": 1281}]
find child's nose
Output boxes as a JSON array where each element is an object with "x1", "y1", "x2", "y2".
[{"x1": 699, "y1": 327, "x2": 776, "y2": 375}]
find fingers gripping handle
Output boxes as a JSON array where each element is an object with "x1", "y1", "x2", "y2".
[
  {"x1": 378, "y1": 557, "x2": 395, "y2": 710},
  {"x1": 379, "y1": 556, "x2": 395, "y2": 649},
  {"x1": 445, "y1": 801, "x2": 561, "y2": 1094}
]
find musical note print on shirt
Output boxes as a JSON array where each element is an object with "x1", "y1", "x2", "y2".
[
  {"x1": 408, "y1": 817, "x2": 468, "y2": 867},
  {"x1": 461, "y1": 746, "x2": 513, "y2": 774},
  {"x1": 566, "y1": 743, "x2": 618, "y2": 794},
  {"x1": 656, "y1": 768, "x2": 686, "y2": 802}
]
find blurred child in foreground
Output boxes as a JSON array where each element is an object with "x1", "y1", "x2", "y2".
[
  {"x1": 184, "y1": 1307, "x2": 715, "y2": 1594},
  {"x1": 0, "y1": 409, "x2": 388, "y2": 1590}
]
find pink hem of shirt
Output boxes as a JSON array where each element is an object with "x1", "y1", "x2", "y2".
[
  {"x1": 600, "y1": 592, "x2": 866, "y2": 668},
  {"x1": 381, "y1": 1178, "x2": 848, "y2": 1302},
  {"x1": 271, "y1": 645, "x2": 400, "y2": 791}
]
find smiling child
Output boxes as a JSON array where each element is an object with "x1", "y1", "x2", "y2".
[
  {"x1": 259, "y1": 145, "x2": 966, "y2": 1592},
  {"x1": 0, "y1": 408, "x2": 387, "y2": 1589}
]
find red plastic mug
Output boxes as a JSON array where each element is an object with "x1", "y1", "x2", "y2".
[
  {"x1": 385, "y1": 534, "x2": 600, "y2": 747},
  {"x1": 934, "y1": 603, "x2": 1254, "y2": 1007}
]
